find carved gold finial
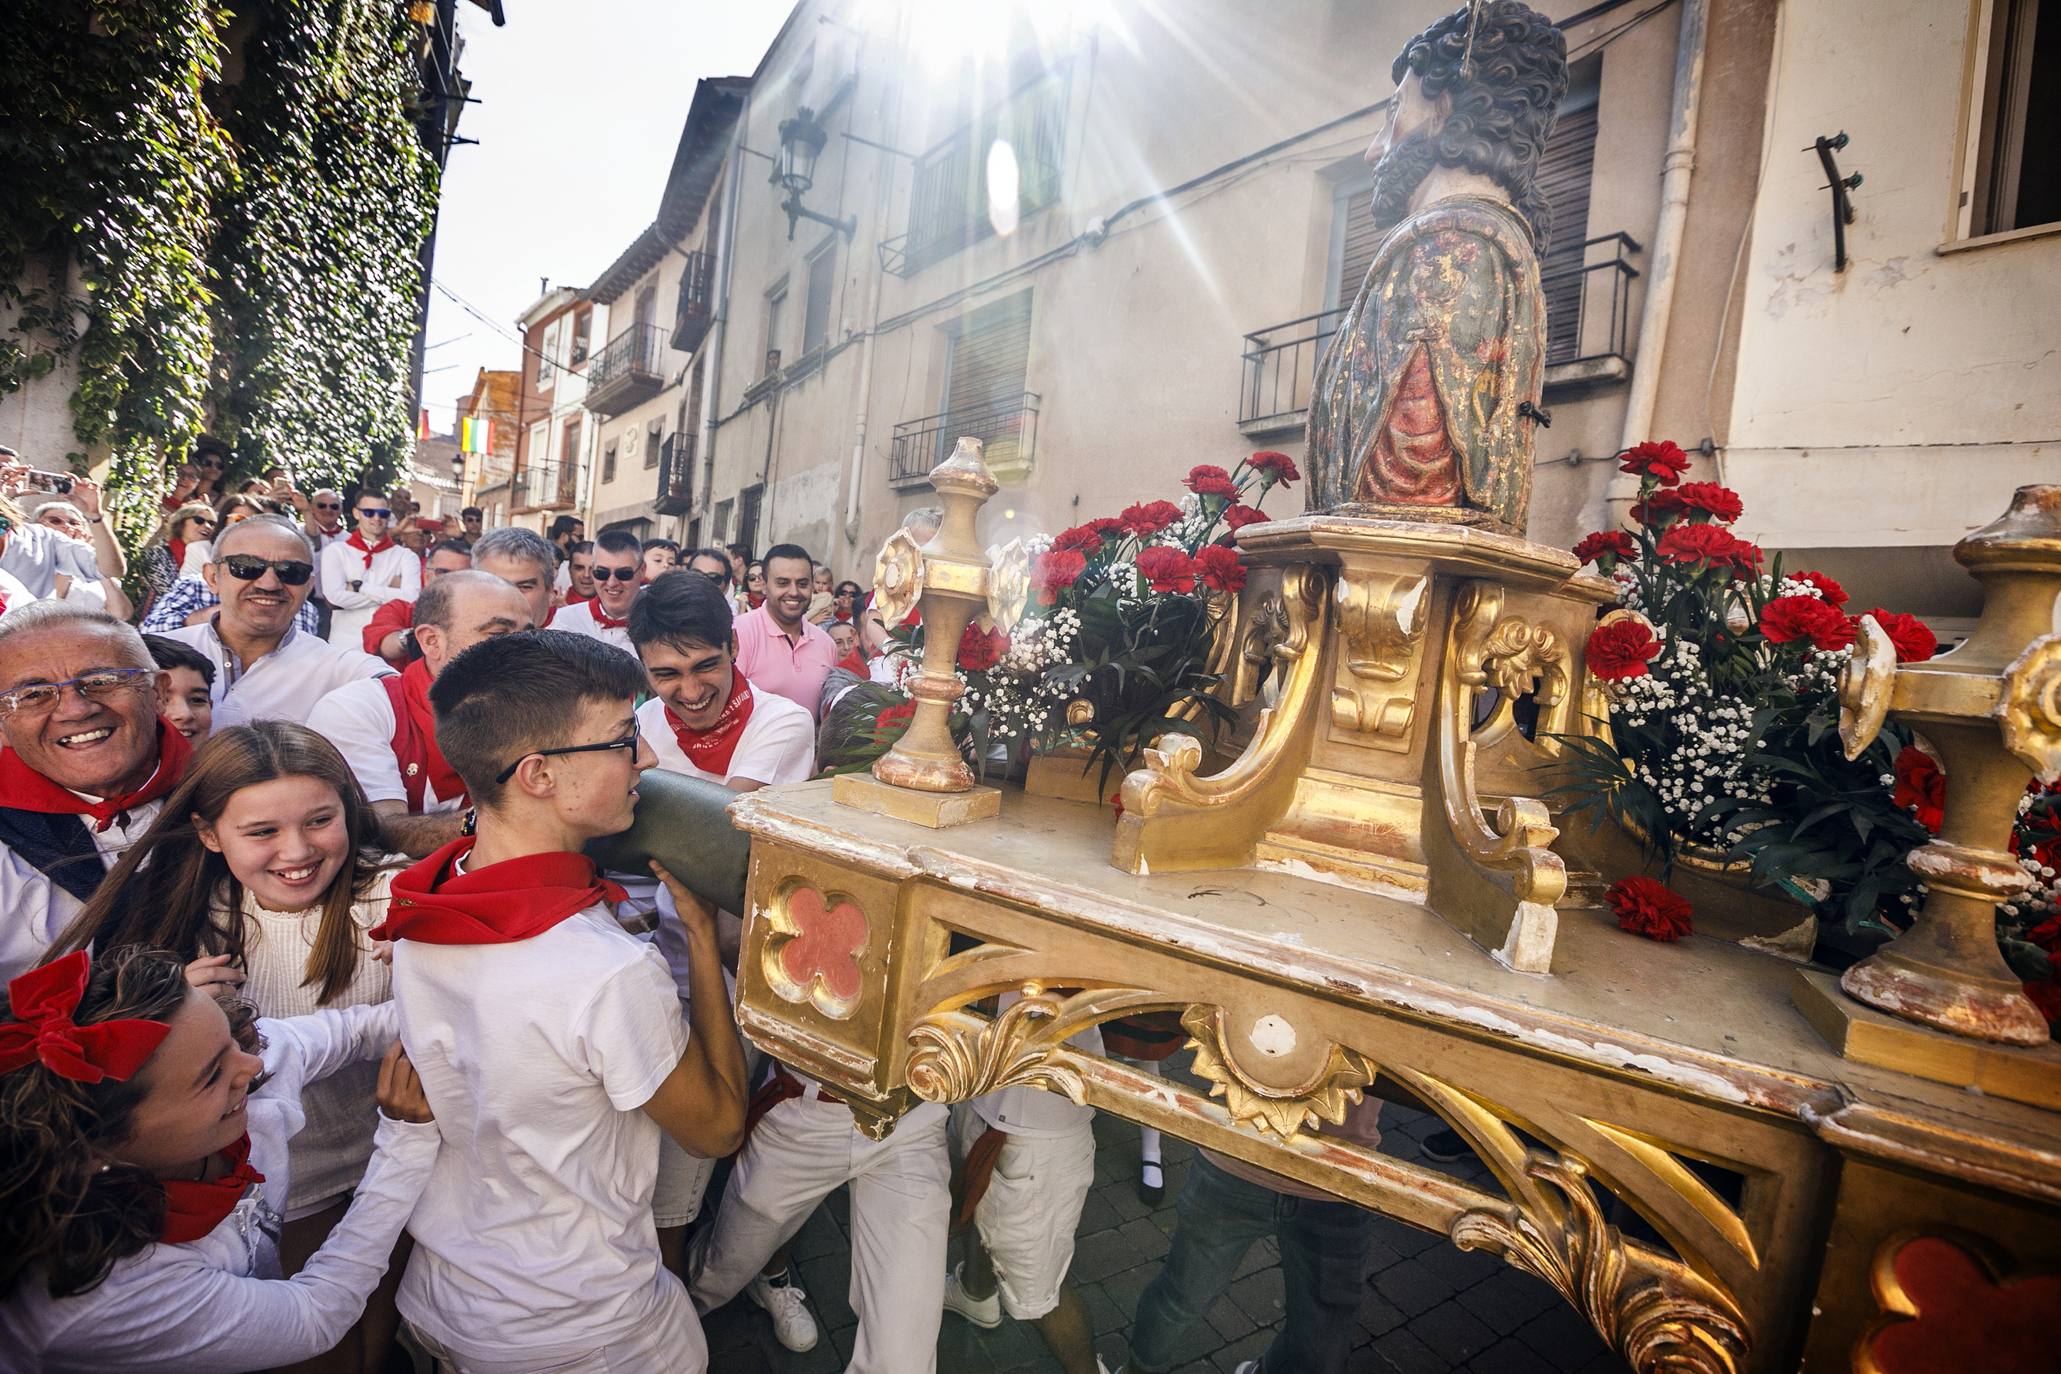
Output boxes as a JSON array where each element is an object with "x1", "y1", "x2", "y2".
[{"x1": 1832, "y1": 485, "x2": 2061, "y2": 1045}]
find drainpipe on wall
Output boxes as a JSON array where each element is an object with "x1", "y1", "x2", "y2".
[
  {"x1": 1602, "y1": 0, "x2": 1709, "y2": 529},
  {"x1": 701, "y1": 96, "x2": 751, "y2": 539}
]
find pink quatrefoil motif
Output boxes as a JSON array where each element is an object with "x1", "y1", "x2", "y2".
[{"x1": 773, "y1": 886, "x2": 869, "y2": 1016}]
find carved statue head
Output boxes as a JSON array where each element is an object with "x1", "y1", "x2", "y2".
[{"x1": 1370, "y1": 1, "x2": 1569, "y2": 245}]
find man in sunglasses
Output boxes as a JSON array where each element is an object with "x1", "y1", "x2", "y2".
[
  {"x1": 552, "y1": 528, "x2": 642, "y2": 652},
  {"x1": 319, "y1": 489, "x2": 422, "y2": 652},
  {"x1": 165, "y1": 514, "x2": 390, "y2": 730},
  {"x1": 0, "y1": 600, "x2": 195, "y2": 982}
]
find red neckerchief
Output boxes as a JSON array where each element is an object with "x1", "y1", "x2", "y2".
[
  {"x1": 345, "y1": 531, "x2": 393, "y2": 570},
  {"x1": 747, "y1": 593, "x2": 765, "y2": 610},
  {"x1": 566, "y1": 590, "x2": 594, "y2": 606},
  {"x1": 160, "y1": 1134, "x2": 265, "y2": 1244},
  {"x1": 591, "y1": 604, "x2": 629, "y2": 631},
  {"x1": 0, "y1": 719, "x2": 193, "y2": 833},
  {"x1": 167, "y1": 538, "x2": 187, "y2": 571},
  {"x1": 374, "y1": 837, "x2": 627, "y2": 945},
  {"x1": 665, "y1": 671, "x2": 755, "y2": 777},
  {"x1": 835, "y1": 648, "x2": 867, "y2": 677},
  {"x1": 395, "y1": 660, "x2": 466, "y2": 804},
  {"x1": 834, "y1": 608, "x2": 853, "y2": 624}
]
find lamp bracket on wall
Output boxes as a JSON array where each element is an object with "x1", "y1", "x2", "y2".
[{"x1": 1807, "y1": 132, "x2": 1863, "y2": 272}]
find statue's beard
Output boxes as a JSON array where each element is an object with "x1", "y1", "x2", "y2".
[{"x1": 1369, "y1": 131, "x2": 1442, "y2": 233}]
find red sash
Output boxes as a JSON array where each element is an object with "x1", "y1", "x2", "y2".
[
  {"x1": 160, "y1": 1134, "x2": 266, "y2": 1244},
  {"x1": 381, "y1": 662, "x2": 465, "y2": 812},
  {"x1": 375, "y1": 838, "x2": 626, "y2": 945},
  {"x1": 665, "y1": 672, "x2": 755, "y2": 778},
  {"x1": 0, "y1": 720, "x2": 192, "y2": 833}
]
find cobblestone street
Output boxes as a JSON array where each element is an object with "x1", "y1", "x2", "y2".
[{"x1": 701, "y1": 1057, "x2": 1623, "y2": 1374}]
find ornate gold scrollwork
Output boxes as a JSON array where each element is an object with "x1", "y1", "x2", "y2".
[
  {"x1": 1330, "y1": 570, "x2": 1431, "y2": 742},
  {"x1": 871, "y1": 527, "x2": 926, "y2": 626},
  {"x1": 905, "y1": 986, "x2": 1163, "y2": 1105},
  {"x1": 1837, "y1": 614, "x2": 1897, "y2": 761},
  {"x1": 1998, "y1": 631, "x2": 2061, "y2": 782},
  {"x1": 1180, "y1": 1003, "x2": 1376, "y2": 1141},
  {"x1": 1237, "y1": 590, "x2": 1292, "y2": 704},
  {"x1": 1452, "y1": 1152, "x2": 1750, "y2": 1374}
]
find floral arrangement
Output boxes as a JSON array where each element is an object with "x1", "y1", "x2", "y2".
[{"x1": 1566, "y1": 440, "x2": 2057, "y2": 1035}]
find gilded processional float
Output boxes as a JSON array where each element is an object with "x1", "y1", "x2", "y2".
[{"x1": 689, "y1": 4, "x2": 2061, "y2": 1369}]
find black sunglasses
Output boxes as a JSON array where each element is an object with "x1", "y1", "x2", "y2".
[
  {"x1": 314, "y1": 500, "x2": 342, "y2": 510},
  {"x1": 357, "y1": 507, "x2": 392, "y2": 519},
  {"x1": 493, "y1": 722, "x2": 641, "y2": 784},
  {"x1": 220, "y1": 554, "x2": 315, "y2": 586},
  {"x1": 593, "y1": 566, "x2": 640, "y2": 582}
]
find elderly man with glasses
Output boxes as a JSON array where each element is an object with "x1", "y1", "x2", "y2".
[
  {"x1": 0, "y1": 600, "x2": 196, "y2": 981},
  {"x1": 164, "y1": 513, "x2": 391, "y2": 730}
]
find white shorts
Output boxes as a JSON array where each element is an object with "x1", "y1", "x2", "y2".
[
  {"x1": 950, "y1": 1103, "x2": 1097, "y2": 1320},
  {"x1": 653, "y1": 1132, "x2": 716, "y2": 1228}
]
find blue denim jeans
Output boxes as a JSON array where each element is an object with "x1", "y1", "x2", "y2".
[{"x1": 1128, "y1": 1152, "x2": 1376, "y2": 1374}]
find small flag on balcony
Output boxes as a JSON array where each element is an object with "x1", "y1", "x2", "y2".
[
  {"x1": 417, "y1": 408, "x2": 431, "y2": 440},
  {"x1": 459, "y1": 417, "x2": 491, "y2": 454}
]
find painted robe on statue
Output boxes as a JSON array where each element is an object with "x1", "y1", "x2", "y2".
[{"x1": 1305, "y1": 196, "x2": 1547, "y2": 533}]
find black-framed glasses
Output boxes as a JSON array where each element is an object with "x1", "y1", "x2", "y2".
[
  {"x1": 0, "y1": 667, "x2": 157, "y2": 718},
  {"x1": 593, "y1": 566, "x2": 639, "y2": 582},
  {"x1": 493, "y1": 721, "x2": 641, "y2": 785},
  {"x1": 356, "y1": 507, "x2": 392, "y2": 520},
  {"x1": 220, "y1": 554, "x2": 315, "y2": 585}
]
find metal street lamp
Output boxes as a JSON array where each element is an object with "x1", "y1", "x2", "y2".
[{"x1": 775, "y1": 106, "x2": 856, "y2": 241}]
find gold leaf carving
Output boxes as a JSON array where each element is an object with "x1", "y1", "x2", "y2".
[
  {"x1": 1452, "y1": 1152, "x2": 1749, "y2": 1374},
  {"x1": 905, "y1": 992, "x2": 1089, "y2": 1106},
  {"x1": 1330, "y1": 570, "x2": 1430, "y2": 741},
  {"x1": 1180, "y1": 1004, "x2": 1375, "y2": 1141},
  {"x1": 1997, "y1": 631, "x2": 2061, "y2": 783},
  {"x1": 871, "y1": 528, "x2": 927, "y2": 627},
  {"x1": 1837, "y1": 614, "x2": 1897, "y2": 762}
]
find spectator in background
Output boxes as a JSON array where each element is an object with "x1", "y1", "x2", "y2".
[
  {"x1": 549, "y1": 514, "x2": 585, "y2": 564},
  {"x1": 470, "y1": 527, "x2": 558, "y2": 631},
  {"x1": 733, "y1": 543, "x2": 839, "y2": 721},
  {"x1": 141, "y1": 491, "x2": 322, "y2": 638},
  {"x1": 805, "y1": 562, "x2": 838, "y2": 626},
  {"x1": 461, "y1": 505, "x2": 484, "y2": 542},
  {"x1": 564, "y1": 540, "x2": 597, "y2": 606},
  {"x1": 191, "y1": 439, "x2": 230, "y2": 507},
  {"x1": 139, "y1": 502, "x2": 217, "y2": 613},
  {"x1": 744, "y1": 560, "x2": 765, "y2": 610},
  {"x1": 305, "y1": 488, "x2": 349, "y2": 551},
  {"x1": 833, "y1": 579, "x2": 862, "y2": 625},
  {"x1": 33, "y1": 500, "x2": 134, "y2": 621},
  {"x1": 640, "y1": 538, "x2": 681, "y2": 583},
  {"x1": 724, "y1": 541, "x2": 750, "y2": 587},
  {"x1": 552, "y1": 529, "x2": 641, "y2": 652},
  {"x1": 683, "y1": 547, "x2": 736, "y2": 610},
  {"x1": 142, "y1": 632, "x2": 215, "y2": 740},
  {"x1": 827, "y1": 620, "x2": 863, "y2": 676},
  {"x1": 320, "y1": 489, "x2": 420, "y2": 651},
  {"x1": 365, "y1": 537, "x2": 473, "y2": 666},
  {"x1": 0, "y1": 460, "x2": 114, "y2": 604}
]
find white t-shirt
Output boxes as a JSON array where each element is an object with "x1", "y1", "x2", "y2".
[
  {"x1": 0, "y1": 564, "x2": 39, "y2": 610},
  {"x1": 305, "y1": 677, "x2": 464, "y2": 812},
  {"x1": 392, "y1": 904, "x2": 693, "y2": 1362},
  {"x1": 635, "y1": 688, "x2": 816, "y2": 788},
  {"x1": 550, "y1": 599, "x2": 632, "y2": 655},
  {"x1": 319, "y1": 541, "x2": 421, "y2": 650},
  {"x1": 0, "y1": 1001, "x2": 439, "y2": 1374},
  {"x1": 0, "y1": 799, "x2": 163, "y2": 983},
  {"x1": 165, "y1": 621, "x2": 391, "y2": 731},
  {"x1": 0, "y1": 520, "x2": 99, "y2": 597}
]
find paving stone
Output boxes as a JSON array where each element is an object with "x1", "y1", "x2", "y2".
[
  {"x1": 1227, "y1": 1266, "x2": 1287, "y2": 1326},
  {"x1": 1515, "y1": 1300, "x2": 1611, "y2": 1371},
  {"x1": 1079, "y1": 1280, "x2": 1129, "y2": 1338},
  {"x1": 789, "y1": 1204, "x2": 846, "y2": 1262},
  {"x1": 1205, "y1": 1291, "x2": 1259, "y2": 1343},
  {"x1": 1364, "y1": 1324, "x2": 1450, "y2": 1373},
  {"x1": 1458, "y1": 1266, "x2": 1565, "y2": 1336},
  {"x1": 1120, "y1": 1214, "x2": 1170, "y2": 1258},
  {"x1": 1354, "y1": 1289, "x2": 1410, "y2": 1340},
  {"x1": 1467, "y1": 1335, "x2": 1564, "y2": 1374},
  {"x1": 1411, "y1": 1298, "x2": 1500, "y2": 1366},
  {"x1": 1230, "y1": 1235, "x2": 1279, "y2": 1279},
  {"x1": 1371, "y1": 1258, "x2": 1455, "y2": 1318},
  {"x1": 1070, "y1": 1226, "x2": 1152, "y2": 1284},
  {"x1": 1210, "y1": 1329, "x2": 1274, "y2": 1371},
  {"x1": 1417, "y1": 1237, "x2": 1504, "y2": 1292},
  {"x1": 1076, "y1": 1188, "x2": 1122, "y2": 1235}
]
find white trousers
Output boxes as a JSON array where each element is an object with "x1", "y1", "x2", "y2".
[
  {"x1": 688, "y1": 1096, "x2": 950, "y2": 1374},
  {"x1": 407, "y1": 1273, "x2": 705, "y2": 1372}
]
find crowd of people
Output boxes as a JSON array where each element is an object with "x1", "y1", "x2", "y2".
[{"x1": 0, "y1": 446, "x2": 1376, "y2": 1374}]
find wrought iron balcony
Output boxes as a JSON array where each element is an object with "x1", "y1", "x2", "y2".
[
  {"x1": 877, "y1": 78, "x2": 1066, "y2": 278},
  {"x1": 1237, "y1": 307, "x2": 1348, "y2": 436},
  {"x1": 585, "y1": 324, "x2": 667, "y2": 417},
  {"x1": 656, "y1": 432, "x2": 695, "y2": 516},
  {"x1": 890, "y1": 392, "x2": 1040, "y2": 485},
  {"x1": 513, "y1": 457, "x2": 577, "y2": 514},
  {"x1": 671, "y1": 251, "x2": 715, "y2": 355}
]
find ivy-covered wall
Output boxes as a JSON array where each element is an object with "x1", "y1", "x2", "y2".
[{"x1": 0, "y1": 0, "x2": 439, "y2": 548}]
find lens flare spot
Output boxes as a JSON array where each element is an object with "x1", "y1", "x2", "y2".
[{"x1": 986, "y1": 139, "x2": 1021, "y2": 238}]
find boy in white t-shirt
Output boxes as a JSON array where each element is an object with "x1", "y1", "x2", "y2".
[{"x1": 373, "y1": 629, "x2": 748, "y2": 1373}]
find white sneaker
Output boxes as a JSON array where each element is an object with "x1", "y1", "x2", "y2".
[
  {"x1": 942, "y1": 1262, "x2": 1003, "y2": 1329},
  {"x1": 1232, "y1": 1361, "x2": 1260, "y2": 1374},
  {"x1": 746, "y1": 1271, "x2": 820, "y2": 1352}
]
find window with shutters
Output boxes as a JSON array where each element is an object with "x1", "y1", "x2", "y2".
[
  {"x1": 882, "y1": 73, "x2": 1068, "y2": 276},
  {"x1": 537, "y1": 319, "x2": 559, "y2": 394},
  {"x1": 763, "y1": 278, "x2": 788, "y2": 377},
  {"x1": 891, "y1": 289, "x2": 1037, "y2": 483},
  {"x1": 1955, "y1": 0, "x2": 2060, "y2": 241},
  {"x1": 645, "y1": 417, "x2": 663, "y2": 469},
  {"x1": 713, "y1": 498, "x2": 732, "y2": 543},
  {"x1": 602, "y1": 440, "x2": 617, "y2": 485},
  {"x1": 570, "y1": 308, "x2": 592, "y2": 365},
  {"x1": 803, "y1": 244, "x2": 836, "y2": 357},
  {"x1": 1537, "y1": 56, "x2": 1602, "y2": 365},
  {"x1": 738, "y1": 485, "x2": 763, "y2": 557}
]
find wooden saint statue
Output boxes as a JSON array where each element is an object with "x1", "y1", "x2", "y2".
[{"x1": 1306, "y1": 1, "x2": 1570, "y2": 535}]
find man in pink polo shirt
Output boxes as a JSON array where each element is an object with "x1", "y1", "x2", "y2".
[{"x1": 731, "y1": 543, "x2": 838, "y2": 720}]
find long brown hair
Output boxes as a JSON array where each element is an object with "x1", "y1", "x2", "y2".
[
  {"x1": 0, "y1": 946, "x2": 262, "y2": 1299},
  {"x1": 56, "y1": 721, "x2": 388, "y2": 1004}
]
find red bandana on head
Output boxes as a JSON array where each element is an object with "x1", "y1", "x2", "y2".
[
  {"x1": 0, "y1": 951, "x2": 170, "y2": 1085},
  {"x1": 666, "y1": 671, "x2": 755, "y2": 778},
  {"x1": 374, "y1": 837, "x2": 627, "y2": 945},
  {"x1": 0, "y1": 718, "x2": 193, "y2": 833},
  {"x1": 160, "y1": 1133, "x2": 266, "y2": 1244},
  {"x1": 345, "y1": 531, "x2": 394, "y2": 569}
]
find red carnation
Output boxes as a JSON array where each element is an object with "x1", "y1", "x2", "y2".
[
  {"x1": 1193, "y1": 544, "x2": 1247, "y2": 594},
  {"x1": 1223, "y1": 503, "x2": 1269, "y2": 533},
  {"x1": 1619, "y1": 440, "x2": 1692, "y2": 486},
  {"x1": 1586, "y1": 618, "x2": 1662, "y2": 681},
  {"x1": 1053, "y1": 524, "x2": 1108, "y2": 554},
  {"x1": 1892, "y1": 745, "x2": 1945, "y2": 834},
  {"x1": 1630, "y1": 490, "x2": 1687, "y2": 526},
  {"x1": 1136, "y1": 546, "x2": 1199, "y2": 594},
  {"x1": 1674, "y1": 481, "x2": 1743, "y2": 523},
  {"x1": 1573, "y1": 530, "x2": 1637, "y2": 567},
  {"x1": 1185, "y1": 464, "x2": 1238, "y2": 498},
  {"x1": 1856, "y1": 608, "x2": 1937, "y2": 664},
  {"x1": 1725, "y1": 539, "x2": 1765, "y2": 576},
  {"x1": 1759, "y1": 595, "x2": 1856, "y2": 652},
  {"x1": 1793, "y1": 570, "x2": 1848, "y2": 605},
  {"x1": 2024, "y1": 978, "x2": 2061, "y2": 1026},
  {"x1": 1246, "y1": 450, "x2": 1300, "y2": 484},
  {"x1": 1120, "y1": 500, "x2": 1182, "y2": 537},
  {"x1": 1608, "y1": 876, "x2": 1694, "y2": 942},
  {"x1": 1032, "y1": 548, "x2": 1087, "y2": 605},
  {"x1": 2028, "y1": 915, "x2": 2061, "y2": 954},
  {"x1": 876, "y1": 701, "x2": 916, "y2": 733},
  {"x1": 1655, "y1": 523, "x2": 1741, "y2": 568},
  {"x1": 956, "y1": 623, "x2": 1009, "y2": 672}
]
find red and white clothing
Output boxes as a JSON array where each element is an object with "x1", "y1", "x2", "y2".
[
  {"x1": 0, "y1": 1001, "x2": 439, "y2": 1373},
  {"x1": 382, "y1": 844, "x2": 702, "y2": 1370},
  {"x1": 306, "y1": 663, "x2": 466, "y2": 814},
  {"x1": 550, "y1": 598, "x2": 633, "y2": 655},
  {"x1": 166, "y1": 621, "x2": 390, "y2": 731},
  {"x1": 732, "y1": 606, "x2": 839, "y2": 721},
  {"x1": 319, "y1": 536, "x2": 420, "y2": 652},
  {"x1": 361, "y1": 597, "x2": 415, "y2": 666},
  {"x1": 636, "y1": 677, "x2": 815, "y2": 789}
]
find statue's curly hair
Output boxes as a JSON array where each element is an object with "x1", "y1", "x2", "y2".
[
  {"x1": 0, "y1": 947, "x2": 263, "y2": 1300},
  {"x1": 1394, "y1": 0, "x2": 1570, "y2": 246}
]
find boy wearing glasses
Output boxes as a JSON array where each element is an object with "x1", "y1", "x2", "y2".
[
  {"x1": 376, "y1": 630, "x2": 748, "y2": 1372},
  {"x1": 165, "y1": 515, "x2": 390, "y2": 730},
  {"x1": 319, "y1": 490, "x2": 421, "y2": 652},
  {"x1": 552, "y1": 528, "x2": 643, "y2": 652}
]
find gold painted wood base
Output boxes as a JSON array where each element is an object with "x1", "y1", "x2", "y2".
[
  {"x1": 1791, "y1": 968, "x2": 2061, "y2": 1111},
  {"x1": 831, "y1": 772, "x2": 1002, "y2": 828},
  {"x1": 1022, "y1": 750, "x2": 1112, "y2": 806}
]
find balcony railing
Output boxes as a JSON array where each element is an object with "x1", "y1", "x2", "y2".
[
  {"x1": 671, "y1": 251, "x2": 716, "y2": 355},
  {"x1": 890, "y1": 392, "x2": 1040, "y2": 485},
  {"x1": 1234, "y1": 232, "x2": 1646, "y2": 432},
  {"x1": 514, "y1": 457, "x2": 578, "y2": 513},
  {"x1": 878, "y1": 78, "x2": 1067, "y2": 278},
  {"x1": 585, "y1": 324, "x2": 667, "y2": 417},
  {"x1": 656, "y1": 432, "x2": 695, "y2": 516}
]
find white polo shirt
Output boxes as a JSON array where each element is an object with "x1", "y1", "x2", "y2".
[
  {"x1": 551, "y1": 599, "x2": 633, "y2": 655},
  {"x1": 635, "y1": 688, "x2": 816, "y2": 788},
  {"x1": 165, "y1": 621, "x2": 391, "y2": 731},
  {"x1": 305, "y1": 678, "x2": 464, "y2": 812}
]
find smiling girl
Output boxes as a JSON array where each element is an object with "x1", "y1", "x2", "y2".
[
  {"x1": 54, "y1": 721, "x2": 406, "y2": 1371},
  {"x1": 0, "y1": 946, "x2": 438, "y2": 1372}
]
